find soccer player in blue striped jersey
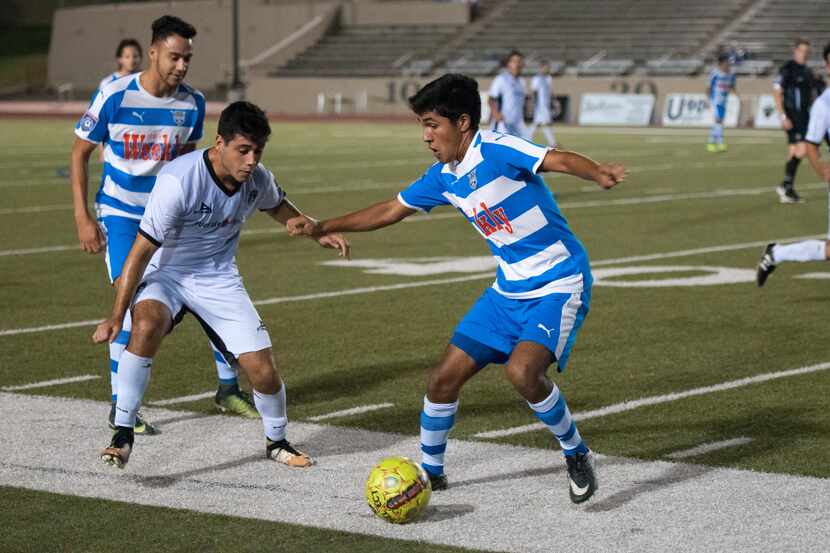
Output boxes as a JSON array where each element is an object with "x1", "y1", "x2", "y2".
[
  {"x1": 287, "y1": 74, "x2": 625, "y2": 504},
  {"x1": 707, "y1": 54, "x2": 736, "y2": 153},
  {"x1": 93, "y1": 39, "x2": 143, "y2": 102},
  {"x1": 70, "y1": 16, "x2": 256, "y2": 434}
]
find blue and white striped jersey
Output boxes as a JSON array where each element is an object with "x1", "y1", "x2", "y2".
[
  {"x1": 708, "y1": 69, "x2": 736, "y2": 106},
  {"x1": 75, "y1": 73, "x2": 206, "y2": 221},
  {"x1": 398, "y1": 131, "x2": 589, "y2": 299}
]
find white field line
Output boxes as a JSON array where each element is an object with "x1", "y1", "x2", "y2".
[
  {"x1": 2, "y1": 180, "x2": 824, "y2": 258},
  {"x1": 148, "y1": 391, "x2": 215, "y2": 406},
  {"x1": 0, "y1": 233, "x2": 822, "y2": 337},
  {"x1": 306, "y1": 403, "x2": 394, "y2": 422},
  {"x1": 0, "y1": 204, "x2": 74, "y2": 215},
  {"x1": 665, "y1": 437, "x2": 754, "y2": 460},
  {"x1": 473, "y1": 361, "x2": 830, "y2": 439},
  {"x1": 2, "y1": 392, "x2": 828, "y2": 553},
  {"x1": 0, "y1": 374, "x2": 99, "y2": 391}
]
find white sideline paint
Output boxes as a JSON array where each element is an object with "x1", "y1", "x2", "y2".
[
  {"x1": 0, "y1": 234, "x2": 823, "y2": 337},
  {"x1": 473, "y1": 361, "x2": 830, "y2": 439},
  {"x1": 795, "y1": 272, "x2": 830, "y2": 280},
  {"x1": 666, "y1": 437, "x2": 754, "y2": 460},
  {"x1": 0, "y1": 393, "x2": 828, "y2": 553},
  {"x1": 147, "y1": 391, "x2": 214, "y2": 407},
  {"x1": 0, "y1": 374, "x2": 99, "y2": 391},
  {"x1": 306, "y1": 403, "x2": 394, "y2": 422},
  {"x1": 0, "y1": 244, "x2": 76, "y2": 257}
]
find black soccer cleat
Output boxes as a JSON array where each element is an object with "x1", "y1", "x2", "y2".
[
  {"x1": 565, "y1": 450, "x2": 598, "y2": 504},
  {"x1": 756, "y1": 243, "x2": 777, "y2": 288},
  {"x1": 101, "y1": 426, "x2": 134, "y2": 469},
  {"x1": 777, "y1": 185, "x2": 803, "y2": 204},
  {"x1": 427, "y1": 472, "x2": 448, "y2": 491},
  {"x1": 108, "y1": 402, "x2": 158, "y2": 435}
]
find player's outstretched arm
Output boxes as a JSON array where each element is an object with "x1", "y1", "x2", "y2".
[
  {"x1": 70, "y1": 137, "x2": 106, "y2": 254},
  {"x1": 92, "y1": 235, "x2": 158, "y2": 344},
  {"x1": 286, "y1": 198, "x2": 416, "y2": 237},
  {"x1": 540, "y1": 149, "x2": 626, "y2": 189},
  {"x1": 805, "y1": 143, "x2": 830, "y2": 183},
  {"x1": 265, "y1": 199, "x2": 351, "y2": 259}
]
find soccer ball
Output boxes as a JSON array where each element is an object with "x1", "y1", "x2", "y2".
[{"x1": 365, "y1": 456, "x2": 431, "y2": 523}]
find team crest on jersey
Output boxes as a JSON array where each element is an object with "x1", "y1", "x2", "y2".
[
  {"x1": 172, "y1": 110, "x2": 187, "y2": 126},
  {"x1": 79, "y1": 111, "x2": 98, "y2": 132},
  {"x1": 468, "y1": 170, "x2": 477, "y2": 189}
]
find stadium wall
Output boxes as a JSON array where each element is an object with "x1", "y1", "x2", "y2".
[
  {"x1": 47, "y1": 0, "x2": 339, "y2": 92},
  {"x1": 248, "y1": 75, "x2": 781, "y2": 126}
]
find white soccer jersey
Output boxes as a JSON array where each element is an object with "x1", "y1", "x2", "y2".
[
  {"x1": 806, "y1": 88, "x2": 830, "y2": 145},
  {"x1": 139, "y1": 149, "x2": 284, "y2": 272},
  {"x1": 488, "y1": 70, "x2": 527, "y2": 127},
  {"x1": 531, "y1": 74, "x2": 554, "y2": 124}
]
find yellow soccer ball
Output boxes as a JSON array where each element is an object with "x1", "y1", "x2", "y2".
[{"x1": 365, "y1": 456, "x2": 432, "y2": 523}]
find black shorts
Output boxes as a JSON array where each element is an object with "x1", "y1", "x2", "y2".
[{"x1": 786, "y1": 114, "x2": 809, "y2": 144}]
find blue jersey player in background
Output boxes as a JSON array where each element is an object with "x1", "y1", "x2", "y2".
[
  {"x1": 286, "y1": 74, "x2": 625, "y2": 504},
  {"x1": 70, "y1": 16, "x2": 259, "y2": 435},
  {"x1": 707, "y1": 54, "x2": 737, "y2": 153}
]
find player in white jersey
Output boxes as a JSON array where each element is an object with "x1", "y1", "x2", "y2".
[
  {"x1": 757, "y1": 43, "x2": 830, "y2": 285},
  {"x1": 93, "y1": 101, "x2": 349, "y2": 469},
  {"x1": 527, "y1": 61, "x2": 557, "y2": 147},
  {"x1": 488, "y1": 50, "x2": 531, "y2": 140},
  {"x1": 287, "y1": 74, "x2": 625, "y2": 503},
  {"x1": 71, "y1": 16, "x2": 256, "y2": 435}
]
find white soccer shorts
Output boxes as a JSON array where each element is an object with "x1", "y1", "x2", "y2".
[{"x1": 133, "y1": 268, "x2": 272, "y2": 363}]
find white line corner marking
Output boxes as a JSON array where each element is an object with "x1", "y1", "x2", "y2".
[
  {"x1": 474, "y1": 362, "x2": 830, "y2": 439},
  {"x1": 0, "y1": 374, "x2": 100, "y2": 391},
  {"x1": 666, "y1": 437, "x2": 754, "y2": 460}
]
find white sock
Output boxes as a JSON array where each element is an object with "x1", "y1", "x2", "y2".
[
  {"x1": 772, "y1": 240, "x2": 827, "y2": 263},
  {"x1": 113, "y1": 350, "x2": 152, "y2": 428},
  {"x1": 542, "y1": 126, "x2": 556, "y2": 146},
  {"x1": 108, "y1": 310, "x2": 132, "y2": 401},
  {"x1": 254, "y1": 384, "x2": 287, "y2": 442}
]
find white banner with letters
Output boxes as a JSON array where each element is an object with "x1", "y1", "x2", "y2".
[
  {"x1": 578, "y1": 94, "x2": 655, "y2": 126},
  {"x1": 754, "y1": 94, "x2": 782, "y2": 129},
  {"x1": 662, "y1": 93, "x2": 740, "y2": 127}
]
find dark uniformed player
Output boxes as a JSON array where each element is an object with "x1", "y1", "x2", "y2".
[{"x1": 773, "y1": 38, "x2": 818, "y2": 203}]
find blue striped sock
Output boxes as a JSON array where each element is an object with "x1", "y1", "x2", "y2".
[
  {"x1": 529, "y1": 385, "x2": 588, "y2": 456},
  {"x1": 420, "y1": 396, "x2": 459, "y2": 476},
  {"x1": 211, "y1": 343, "x2": 238, "y2": 385},
  {"x1": 108, "y1": 312, "x2": 132, "y2": 402}
]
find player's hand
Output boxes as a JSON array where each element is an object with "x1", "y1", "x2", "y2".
[
  {"x1": 92, "y1": 317, "x2": 122, "y2": 344},
  {"x1": 76, "y1": 214, "x2": 105, "y2": 254},
  {"x1": 595, "y1": 163, "x2": 626, "y2": 189},
  {"x1": 286, "y1": 215, "x2": 322, "y2": 238},
  {"x1": 317, "y1": 233, "x2": 350, "y2": 259},
  {"x1": 781, "y1": 116, "x2": 793, "y2": 130}
]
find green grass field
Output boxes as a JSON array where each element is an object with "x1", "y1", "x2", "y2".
[{"x1": 1, "y1": 119, "x2": 829, "y2": 551}]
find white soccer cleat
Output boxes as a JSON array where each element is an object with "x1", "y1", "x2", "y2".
[{"x1": 266, "y1": 438, "x2": 313, "y2": 468}]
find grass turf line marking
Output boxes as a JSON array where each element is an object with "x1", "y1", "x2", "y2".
[
  {"x1": 147, "y1": 391, "x2": 215, "y2": 407},
  {"x1": 0, "y1": 233, "x2": 823, "y2": 337},
  {"x1": 665, "y1": 437, "x2": 754, "y2": 460},
  {"x1": 306, "y1": 403, "x2": 395, "y2": 422},
  {"x1": 0, "y1": 374, "x2": 100, "y2": 391},
  {"x1": 473, "y1": 361, "x2": 830, "y2": 439}
]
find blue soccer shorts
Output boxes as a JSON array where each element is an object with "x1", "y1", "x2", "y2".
[
  {"x1": 451, "y1": 285, "x2": 591, "y2": 372},
  {"x1": 98, "y1": 215, "x2": 140, "y2": 283},
  {"x1": 713, "y1": 103, "x2": 726, "y2": 123}
]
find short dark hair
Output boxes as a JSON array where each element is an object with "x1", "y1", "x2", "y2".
[
  {"x1": 795, "y1": 38, "x2": 810, "y2": 48},
  {"x1": 115, "y1": 38, "x2": 142, "y2": 58},
  {"x1": 151, "y1": 15, "x2": 197, "y2": 44},
  {"x1": 505, "y1": 50, "x2": 523, "y2": 63},
  {"x1": 717, "y1": 53, "x2": 730, "y2": 64},
  {"x1": 217, "y1": 101, "x2": 271, "y2": 145},
  {"x1": 408, "y1": 73, "x2": 481, "y2": 130},
  {"x1": 824, "y1": 42, "x2": 830, "y2": 63}
]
